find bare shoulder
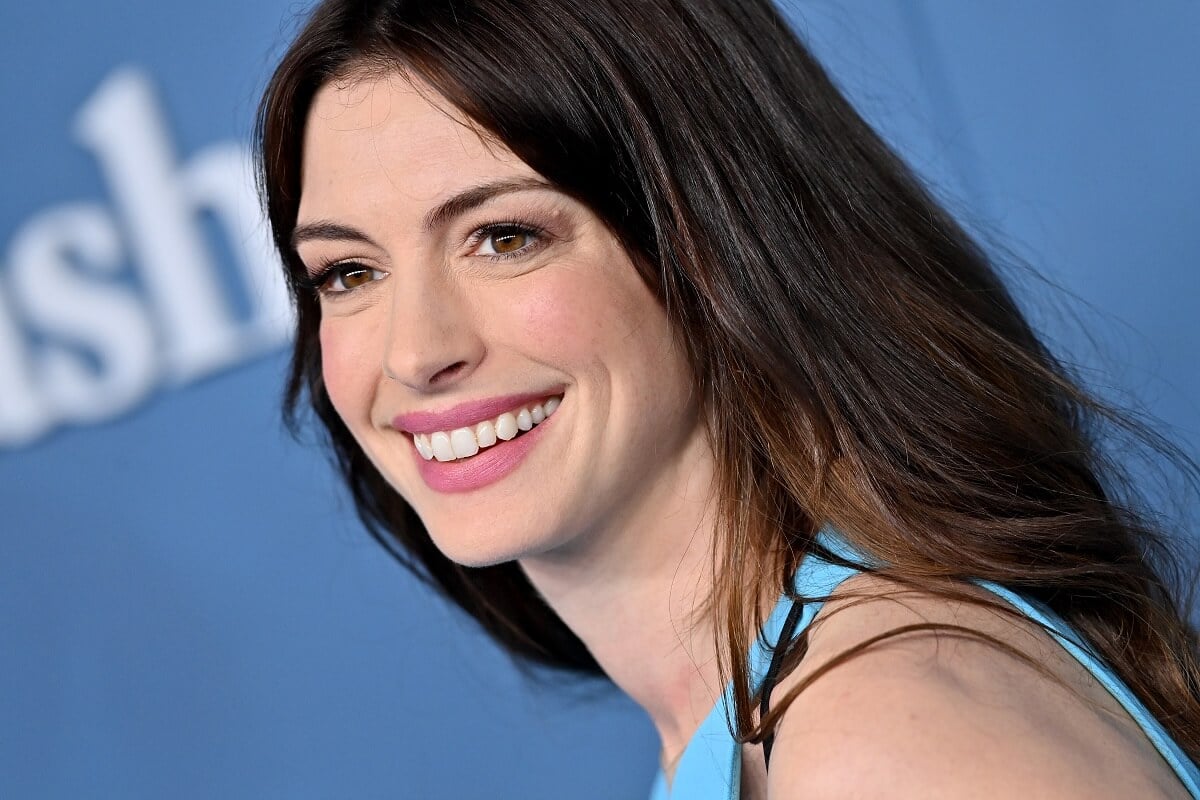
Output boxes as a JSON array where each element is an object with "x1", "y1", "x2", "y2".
[{"x1": 763, "y1": 573, "x2": 1190, "y2": 800}]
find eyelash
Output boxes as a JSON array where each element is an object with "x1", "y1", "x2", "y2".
[
  {"x1": 299, "y1": 220, "x2": 548, "y2": 298},
  {"x1": 468, "y1": 220, "x2": 548, "y2": 260}
]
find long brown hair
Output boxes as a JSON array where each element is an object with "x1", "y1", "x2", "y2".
[{"x1": 255, "y1": 0, "x2": 1200, "y2": 759}]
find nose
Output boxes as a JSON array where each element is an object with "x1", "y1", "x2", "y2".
[{"x1": 382, "y1": 271, "x2": 484, "y2": 391}]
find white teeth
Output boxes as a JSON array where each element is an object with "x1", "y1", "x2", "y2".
[
  {"x1": 495, "y1": 412, "x2": 518, "y2": 441},
  {"x1": 414, "y1": 434, "x2": 434, "y2": 460},
  {"x1": 410, "y1": 395, "x2": 562, "y2": 462},
  {"x1": 450, "y1": 428, "x2": 479, "y2": 458},
  {"x1": 430, "y1": 432, "x2": 455, "y2": 462},
  {"x1": 475, "y1": 420, "x2": 497, "y2": 447}
]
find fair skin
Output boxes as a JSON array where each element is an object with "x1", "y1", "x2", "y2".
[
  {"x1": 296, "y1": 71, "x2": 728, "y2": 763},
  {"x1": 296, "y1": 71, "x2": 1188, "y2": 799},
  {"x1": 757, "y1": 577, "x2": 1190, "y2": 799}
]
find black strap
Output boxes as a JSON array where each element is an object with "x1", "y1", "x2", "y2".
[{"x1": 759, "y1": 597, "x2": 805, "y2": 769}]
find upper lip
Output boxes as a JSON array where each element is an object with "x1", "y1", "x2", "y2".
[{"x1": 391, "y1": 389, "x2": 563, "y2": 435}]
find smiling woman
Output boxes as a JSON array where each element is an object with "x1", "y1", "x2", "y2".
[
  {"x1": 255, "y1": 1, "x2": 1200, "y2": 798},
  {"x1": 292, "y1": 76, "x2": 699, "y2": 563}
]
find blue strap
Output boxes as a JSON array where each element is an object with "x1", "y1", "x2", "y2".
[
  {"x1": 651, "y1": 525, "x2": 861, "y2": 799},
  {"x1": 971, "y1": 579, "x2": 1200, "y2": 797},
  {"x1": 650, "y1": 524, "x2": 1200, "y2": 798}
]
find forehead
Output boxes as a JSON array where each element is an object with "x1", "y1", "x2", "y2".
[{"x1": 299, "y1": 71, "x2": 531, "y2": 219}]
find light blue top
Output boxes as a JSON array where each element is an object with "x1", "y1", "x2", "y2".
[{"x1": 649, "y1": 523, "x2": 1200, "y2": 799}]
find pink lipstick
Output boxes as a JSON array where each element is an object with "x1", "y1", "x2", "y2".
[
  {"x1": 393, "y1": 390, "x2": 559, "y2": 434},
  {"x1": 396, "y1": 391, "x2": 564, "y2": 493}
]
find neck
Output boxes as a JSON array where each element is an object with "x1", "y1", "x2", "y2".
[{"x1": 518, "y1": 432, "x2": 725, "y2": 765}]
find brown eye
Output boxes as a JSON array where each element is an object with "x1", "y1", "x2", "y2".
[
  {"x1": 491, "y1": 229, "x2": 528, "y2": 253},
  {"x1": 476, "y1": 224, "x2": 540, "y2": 257},
  {"x1": 339, "y1": 266, "x2": 375, "y2": 289},
  {"x1": 318, "y1": 263, "x2": 385, "y2": 295}
]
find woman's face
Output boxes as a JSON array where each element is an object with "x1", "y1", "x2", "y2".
[{"x1": 295, "y1": 72, "x2": 709, "y2": 566}]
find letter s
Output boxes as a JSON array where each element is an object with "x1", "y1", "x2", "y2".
[{"x1": 7, "y1": 204, "x2": 158, "y2": 425}]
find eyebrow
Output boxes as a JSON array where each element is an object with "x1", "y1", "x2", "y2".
[{"x1": 290, "y1": 176, "x2": 554, "y2": 250}]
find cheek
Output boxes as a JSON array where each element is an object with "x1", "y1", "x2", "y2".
[
  {"x1": 318, "y1": 320, "x2": 379, "y2": 425},
  {"x1": 509, "y1": 263, "x2": 659, "y2": 364},
  {"x1": 512, "y1": 276, "x2": 596, "y2": 354},
  {"x1": 507, "y1": 259, "x2": 695, "y2": 443}
]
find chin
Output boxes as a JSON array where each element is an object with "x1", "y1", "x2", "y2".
[{"x1": 423, "y1": 519, "x2": 546, "y2": 569}]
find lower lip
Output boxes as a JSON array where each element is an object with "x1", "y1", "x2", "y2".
[{"x1": 412, "y1": 408, "x2": 558, "y2": 493}]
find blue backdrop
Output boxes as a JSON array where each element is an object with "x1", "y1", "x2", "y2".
[{"x1": 2, "y1": 2, "x2": 1197, "y2": 797}]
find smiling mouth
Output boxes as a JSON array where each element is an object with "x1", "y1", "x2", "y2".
[{"x1": 410, "y1": 395, "x2": 561, "y2": 462}]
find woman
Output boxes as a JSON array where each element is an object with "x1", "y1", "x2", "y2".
[{"x1": 255, "y1": 0, "x2": 1200, "y2": 796}]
